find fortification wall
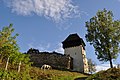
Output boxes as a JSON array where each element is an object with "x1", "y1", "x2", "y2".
[{"x1": 27, "y1": 49, "x2": 73, "y2": 70}]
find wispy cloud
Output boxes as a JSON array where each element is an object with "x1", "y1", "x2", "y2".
[
  {"x1": 56, "y1": 22, "x2": 72, "y2": 30},
  {"x1": 28, "y1": 42, "x2": 64, "y2": 54},
  {"x1": 96, "y1": 64, "x2": 117, "y2": 72},
  {"x1": 28, "y1": 42, "x2": 51, "y2": 52},
  {"x1": 3, "y1": 0, "x2": 80, "y2": 22},
  {"x1": 55, "y1": 43, "x2": 64, "y2": 54}
]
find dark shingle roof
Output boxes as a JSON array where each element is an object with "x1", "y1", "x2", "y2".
[{"x1": 62, "y1": 33, "x2": 85, "y2": 49}]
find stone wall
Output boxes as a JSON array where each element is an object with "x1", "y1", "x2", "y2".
[{"x1": 27, "y1": 48, "x2": 73, "y2": 70}]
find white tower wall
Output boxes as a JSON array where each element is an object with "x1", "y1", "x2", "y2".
[
  {"x1": 62, "y1": 33, "x2": 88, "y2": 73},
  {"x1": 64, "y1": 45, "x2": 84, "y2": 72}
]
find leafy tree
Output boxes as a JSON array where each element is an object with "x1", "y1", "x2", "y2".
[
  {"x1": 85, "y1": 9, "x2": 120, "y2": 68},
  {"x1": 0, "y1": 24, "x2": 19, "y2": 70},
  {"x1": 0, "y1": 24, "x2": 30, "y2": 68},
  {"x1": 17, "y1": 53, "x2": 31, "y2": 73},
  {"x1": 0, "y1": 24, "x2": 31, "y2": 79},
  {"x1": 0, "y1": 24, "x2": 18, "y2": 58},
  {"x1": 9, "y1": 51, "x2": 31, "y2": 72},
  {"x1": 88, "y1": 58, "x2": 96, "y2": 74}
]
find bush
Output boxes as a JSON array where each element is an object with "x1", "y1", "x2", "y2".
[
  {"x1": 0, "y1": 69, "x2": 31, "y2": 80},
  {"x1": 86, "y1": 68, "x2": 120, "y2": 80}
]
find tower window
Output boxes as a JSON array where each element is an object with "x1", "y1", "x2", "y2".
[{"x1": 75, "y1": 53, "x2": 76, "y2": 55}]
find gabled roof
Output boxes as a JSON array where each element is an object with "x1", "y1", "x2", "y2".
[{"x1": 62, "y1": 33, "x2": 85, "y2": 49}]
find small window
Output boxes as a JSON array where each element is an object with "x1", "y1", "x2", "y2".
[{"x1": 75, "y1": 53, "x2": 76, "y2": 55}]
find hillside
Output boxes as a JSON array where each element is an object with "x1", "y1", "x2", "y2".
[
  {"x1": 29, "y1": 67, "x2": 89, "y2": 80},
  {"x1": 86, "y1": 68, "x2": 120, "y2": 80},
  {"x1": 0, "y1": 62, "x2": 89, "y2": 80}
]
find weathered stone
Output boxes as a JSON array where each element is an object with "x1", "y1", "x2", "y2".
[{"x1": 27, "y1": 49, "x2": 73, "y2": 70}]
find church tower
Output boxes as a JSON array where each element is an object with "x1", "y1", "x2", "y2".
[{"x1": 62, "y1": 33, "x2": 88, "y2": 73}]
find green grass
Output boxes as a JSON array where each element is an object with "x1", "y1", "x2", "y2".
[
  {"x1": 0, "y1": 61, "x2": 89, "y2": 80},
  {"x1": 86, "y1": 68, "x2": 120, "y2": 80},
  {"x1": 29, "y1": 67, "x2": 89, "y2": 80}
]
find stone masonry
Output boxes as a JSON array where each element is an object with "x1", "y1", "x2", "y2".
[{"x1": 27, "y1": 48, "x2": 73, "y2": 70}]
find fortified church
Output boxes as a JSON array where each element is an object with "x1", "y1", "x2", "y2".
[{"x1": 27, "y1": 33, "x2": 88, "y2": 73}]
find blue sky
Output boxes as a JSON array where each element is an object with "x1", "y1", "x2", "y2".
[{"x1": 0, "y1": 0, "x2": 120, "y2": 71}]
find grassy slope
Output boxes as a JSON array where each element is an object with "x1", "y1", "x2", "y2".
[
  {"x1": 86, "y1": 68, "x2": 120, "y2": 80},
  {"x1": 30, "y1": 67, "x2": 89, "y2": 80},
  {"x1": 0, "y1": 61, "x2": 89, "y2": 80}
]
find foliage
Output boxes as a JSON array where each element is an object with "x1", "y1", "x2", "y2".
[
  {"x1": 0, "y1": 24, "x2": 31, "y2": 79},
  {"x1": 0, "y1": 68, "x2": 31, "y2": 80},
  {"x1": 88, "y1": 58, "x2": 96, "y2": 74},
  {"x1": 86, "y1": 68, "x2": 120, "y2": 80},
  {"x1": 85, "y1": 9, "x2": 120, "y2": 68},
  {"x1": 0, "y1": 24, "x2": 19, "y2": 63},
  {"x1": 0, "y1": 66, "x2": 88, "y2": 80}
]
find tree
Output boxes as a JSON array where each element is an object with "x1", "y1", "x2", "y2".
[
  {"x1": 0, "y1": 24, "x2": 19, "y2": 59},
  {"x1": 85, "y1": 9, "x2": 120, "y2": 68},
  {"x1": 87, "y1": 58, "x2": 96, "y2": 74},
  {"x1": 17, "y1": 53, "x2": 30, "y2": 73},
  {"x1": 0, "y1": 24, "x2": 20, "y2": 70},
  {"x1": 0, "y1": 24, "x2": 31, "y2": 79}
]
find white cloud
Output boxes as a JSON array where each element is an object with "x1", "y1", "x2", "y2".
[
  {"x1": 28, "y1": 42, "x2": 51, "y2": 52},
  {"x1": 56, "y1": 22, "x2": 72, "y2": 30},
  {"x1": 3, "y1": 0, "x2": 80, "y2": 22},
  {"x1": 28, "y1": 42, "x2": 64, "y2": 54},
  {"x1": 80, "y1": 11, "x2": 89, "y2": 16},
  {"x1": 96, "y1": 64, "x2": 117, "y2": 72},
  {"x1": 55, "y1": 43, "x2": 64, "y2": 54}
]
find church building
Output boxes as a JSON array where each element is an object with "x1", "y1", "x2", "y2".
[{"x1": 62, "y1": 33, "x2": 88, "y2": 73}]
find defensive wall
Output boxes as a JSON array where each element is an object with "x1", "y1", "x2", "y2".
[{"x1": 27, "y1": 48, "x2": 73, "y2": 70}]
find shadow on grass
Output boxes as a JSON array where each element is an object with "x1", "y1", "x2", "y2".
[{"x1": 74, "y1": 77, "x2": 88, "y2": 80}]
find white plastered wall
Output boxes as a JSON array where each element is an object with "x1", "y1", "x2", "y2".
[{"x1": 64, "y1": 45, "x2": 84, "y2": 72}]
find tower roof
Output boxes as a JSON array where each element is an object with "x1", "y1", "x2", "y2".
[{"x1": 62, "y1": 33, "x2": 85, "y2": 49}]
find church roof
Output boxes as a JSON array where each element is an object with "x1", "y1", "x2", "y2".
[{"x1": 62, "y1": 33, "x2": 86, "y2": 49}]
